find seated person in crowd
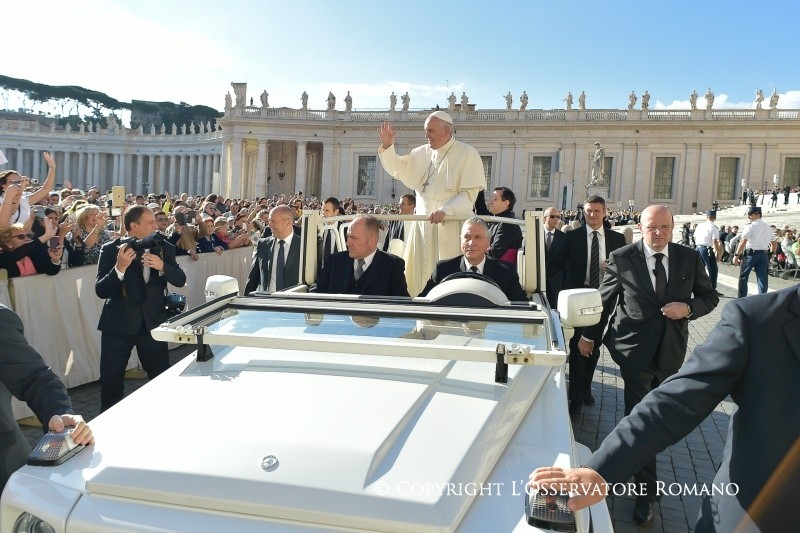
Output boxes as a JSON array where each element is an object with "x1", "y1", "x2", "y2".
[
  {"x1": 419, "y1": 217, "x2": 527, "y2": 301},
  {"x1": 0, "y1": 220, "x2": 63, "y2": 278},
  {"x1": 486, "y1": 186, "x2": 522, "y2": 264},
  {"x1": 65, "y1": 205, "x2": 111, "y2": 266},
  {"x1": 209, "y1": 216, "x2": 251, "y2": 250},
  {"x1": 311, "y1": 214, "x2": 409, "y2": 297},
  {"x1": 197, "y1": 216, "x2": 224, "y2": 254}
]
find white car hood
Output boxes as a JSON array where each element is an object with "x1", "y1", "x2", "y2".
[{"x1": 62, "y1": 347, "x2": 563, "y2": 532}]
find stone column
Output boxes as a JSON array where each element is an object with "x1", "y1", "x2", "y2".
[
  {"x1": 136, "y1": 154, "x2": 144, "y2": 195},
  {"x1": 77, "y1": 152, "x2": 86, "y2": 189},
  {"x1": 188, "y1": 155, "x2": 197, "y2": 196},
  {"x1": 15, "y1": 148, "x2": 24, "y2": 175},
  {"x1": 112, "y1": 153, "x2": 120, "y2": 184},
  {"x1": 229, "y1": 139, "x2": 243, "y2": 198},
  {"x1": 165, "y1": 155, "x2": 175, "y2": 194},
  {"x1": 119, "y1": 154, "x2": 127, "y2": 188},
  {"x1": 32, "y1": 150, "x2": 41, "y2": 183},
  {"x1": 321, "y1": 142, "x2": 334, "y2": 199},
  {"x1": 295, "y1": 140, "x2": 307, "y2": 194},
  {"x1": 93, "y1": 153, "x2": 101, "y2": 189},
  {"x1": 146, "y1": 155, "x2": 155, "y2": 195},
  {"x1": 256, "y1": 140, "x2": 269, "y2": 199},
  {"x1": 85, "y1": 152, "x2": 94, "y2": 188},
  {"x1": 177, "y1": 155, "x2": 187, "y2": 195},
  {"x1": 63, "y1": 152, "x2": 71, "y2": 183},
  {"x1": 211, "y1": 154, "x2": 219, "y2": 196}
]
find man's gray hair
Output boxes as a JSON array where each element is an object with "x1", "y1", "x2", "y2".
[
  {"x1": 461, "y1": 216, "x2": 488, "y2": 234},
  {"x1": 353, "y1": 214, "x2": 381, "y2": 237}
]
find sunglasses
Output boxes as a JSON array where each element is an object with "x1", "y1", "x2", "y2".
[
  {"x1": 546, "y1": 215, "x2": 560, "y2": 219},
  {"x1": 13, "y1": 233, "x2": 35, "y2": 240}
]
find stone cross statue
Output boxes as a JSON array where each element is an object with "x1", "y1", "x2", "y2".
[
  {"x1": 705, "y1": 88, "x2": 714, "y2": 109},
  {"x1": 590, "y1": 142, "x2": 605, "y2": 186},
  {"x1": 627, "y1": 91, "x2": 637, "y2": 110},
  {"x1": 769, "y1": 89, "x2": 779, "y2": 109},
  {"x1": 755, "y1": 89, "x2": 764, "y2": 110}
]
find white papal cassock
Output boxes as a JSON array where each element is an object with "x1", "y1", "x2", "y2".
[{"x1": 379, "y1": 137, "x2": 485, "y2": 294}]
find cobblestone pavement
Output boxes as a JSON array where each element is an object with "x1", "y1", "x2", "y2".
[{"x1": 20, "y1": 203, "x2": 800, "y2": 531}]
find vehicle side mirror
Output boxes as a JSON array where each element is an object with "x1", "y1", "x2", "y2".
[{"x1": 557, "y1": 288, "x2": 602, "y2": 342}]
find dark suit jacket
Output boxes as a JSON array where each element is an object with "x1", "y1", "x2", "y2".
[
  {"x1": 555, "y1": 224, "x2": 627, "y2": 290},
  {"x1": 0, "y1": 240, "x2": 61, "y2": 278},
  {"x1": 382, "y1": 220, "x2": 405, "y2": 251},
  {"x1": 587, "y1": 288, "x2": 800, "y2": 532},
  {"x1": 310, "y1": 250, "x2": 409, "y2": 297},
  {"x1": 544, "y1": 229, "x2": 567, "y2": 305},
  {"x1": 245, "y1": 235, "x2": 301, "y2": 294},
  {"x1": 583, "y1": 241, "x2": 718, "y2": 373},
  {"x1": 0, "y1": 305, "x2": 72, "y2": 491},
  {"x1": 419, "y1": 255, "x2": 528, "y2": 301},
  {"x1": 95, "y1": 239, "x2": 187, "y2": 336},
  {"x1": 488, "y1": 209, "x2": 523, "y2": 262}
]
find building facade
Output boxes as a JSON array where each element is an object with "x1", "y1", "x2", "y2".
[{"x1": 3, "y1": 83, "x2": 800, "y2": 214}]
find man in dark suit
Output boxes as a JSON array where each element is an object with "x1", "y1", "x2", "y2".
[
  {"x1": 311, "y1": 214, "x2": 409, "y2": 296},
  {"x1": 543, "y1": 206, "x2": 566, "y2": 306},
  {"x1": 320, "y1": 196, "x2": 344, "y2": 268},
  {"x1": 382, "y1": 193, "x2": 415, "y2": 251},
  {"x1": 577, "y1": 204, "x2": 719, "y2": 523},
  {"x1": 551, "y1": 195, "x2": 626, "y2": 417},
  {"x1": 246, "y1": 205, "x2": 301, "y2": 294},
  {"x1": 530, "y1": 287, "x2": 799, "y2": 532},
  {"x1": 486, "y1": 186, "x2": 523, "y2": 265},
  {"x1": 419, "y1": 217, "x2": 527, "y2": 301},
  {"x1": 95, "y1": 206, "x2": 187, "y2": 412},
  {"x1": 1, "y1": 304, "x2": 94, "y2": 491}
]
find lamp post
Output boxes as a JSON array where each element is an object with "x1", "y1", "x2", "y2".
[
  {"x1": 762, "y1": 178, "x2": 766, "y2": 204},
  {"x1": 774, "y1": 174, "x2": 780, "y2": 188},
  {"x1": 741, "y1": 178, "x2": 746, "y2": 205}
]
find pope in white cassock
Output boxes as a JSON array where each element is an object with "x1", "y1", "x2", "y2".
[{"x1": 378, "y1": 111, "x2": 486, "y2": 294}]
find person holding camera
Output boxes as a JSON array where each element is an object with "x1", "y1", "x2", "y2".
[{"x1": 95, "y1": 206, "x2": 186, "y2": 412}]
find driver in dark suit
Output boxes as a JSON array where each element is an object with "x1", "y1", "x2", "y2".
[
  {"x1": 310, "y1": 214, "x2": 409, "y2": 297},
  {"x1": 1, "y1": 304, "x2": 94, "y2": 492},
  {"x1": 419, "y1": 217, "x2": 527, "y2": 301},
  {"x1": 95, "y1": 206, "x2": 186, "y2": 412}
]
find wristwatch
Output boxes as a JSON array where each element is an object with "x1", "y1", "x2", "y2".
[{"x1": 686, "y1": 304, "x2": 694, "y2": 318}]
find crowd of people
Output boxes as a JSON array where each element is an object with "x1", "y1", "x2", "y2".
[{"x1": 2, "y1": 116, "x2": 798, "y2": 530}]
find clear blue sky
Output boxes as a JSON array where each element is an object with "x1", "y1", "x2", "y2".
[{"x1": 4, "y1": 0, "x2": 800, "y2": 112}]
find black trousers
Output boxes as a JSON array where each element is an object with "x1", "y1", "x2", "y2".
[
  {"x1": 100, "y1": 323, "x2": 169, "y2": 412},
  {"x1": 619, "y1": 364, "x2": 676, "y2": 501},
  {"x1": 568, "y1": 327, "x2": 599, "y2": 404}
]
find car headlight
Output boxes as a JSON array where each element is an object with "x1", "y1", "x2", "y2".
[{"x1": 13, "y1": 513, "x2": 55, "y2": 533}]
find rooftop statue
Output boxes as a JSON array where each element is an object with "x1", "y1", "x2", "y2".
[
  {"x1": 504, "y1": 91, "x2": 513, "y2": 110},
  {"x1": 689, "y1": 89, "x2": 698, "y2": 110},
  {"x1": 769, "y1": 89, "x2": 779, "y2": 109},
  {"x1": 519, "y1": 91, "x2": 528, "y2": 111},
  {"x1": 389, "y1": 92, "x2": 397, "y2": 111},
  {"x1": 301, "y1": 91, "x2": 308, "y2": 110},
  {"x1": 641, "y1": 90, "x2": 650, "y2": 110},
  {"x1": 755, "y1": 89, "x2": 764, "y2": 110},
  {"x1": 705, "y1": 88, "x2": 714, "y2": 109},
  {"x1": 578, "y1": 91, "x2": 586, "y2": 110},
  {"x1": 447, "y1": 92, "x2": 456, "y2": 112},
  {"x1": 627, "y1": 91, "x2": 637, "y2": 110},
  {"x1": 401, "y1": 92, "x2": 410, "y2": 111},
  {"x1": 564, "y1": 92, "x2": 573, "y2": 110}
]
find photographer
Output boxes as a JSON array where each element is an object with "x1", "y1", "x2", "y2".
[{"x1": 95, "y1": 206, "x2": 186, "y2": 412}]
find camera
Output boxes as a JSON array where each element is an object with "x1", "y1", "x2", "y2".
[
  {"x1": 120, "y1": 231, "x2": 165, "y2": 257},
  {"x1": 165, "y1": 292, "x2": 186, "y2": 317}
]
